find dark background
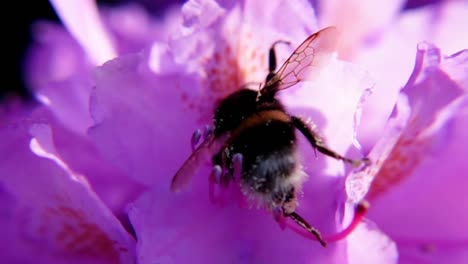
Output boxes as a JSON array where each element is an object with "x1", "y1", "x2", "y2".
[{"x1": 4, "y1": 0, "x2": 436, "y2": 101}]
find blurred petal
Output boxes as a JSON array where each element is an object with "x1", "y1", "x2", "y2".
[
  {"x1": 0, "y1": 104, "x2": 135, "y2": 264},
  {"x1": 25, "y1": 3, "x2": 179, "y2": 135},
  {"x1": 346, "y1": 220, "x2": 398, "y2": 264},
  {"x1": 103, "y1": 3, "x2": 183, "y2": 53},
  {"x1": 30, "y1": 107, "x2": 145, "y2": 221},
  {"x1": 243, "y1": 0, "x2": 318, "y2": 39},
  {"x1": 370, "y1": 101, "x2": 468, "y2": 263},
  {"x1": 349, "y1": 43, "x2": 467, "y2": 201},
  {"x1": 356, "y1": 0, "x2": 468, "y2": 148},
  {"x1": 24, "y1": 22, "x2": 95, "y2": 134},
  {"x1": 49, "y1": 0, "x2": 117, "y2": 65},
  {"x1": 25, "y1": 22, "x2": 91, "y2": 89},
  {"x1": 347, "y1": 43, "x2": 468, "y2": 262},
  {"x1": 318, "y1": 0, "x2": 406, "y2": 58}
]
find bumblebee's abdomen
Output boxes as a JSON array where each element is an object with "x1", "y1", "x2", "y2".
[{"x1": 228, "y1": 113, "x2": 297, "y2": 194}]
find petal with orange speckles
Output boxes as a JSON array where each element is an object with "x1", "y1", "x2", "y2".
[
  {"x1": 354, "y1": 0, "x2": 468, "y2": 149},
  {"x1": 0, "y1": 105, "x2": 136, "y2": 264},
  {"x1": 346, "y1": 43, "x2": 468, "y2": 263}
]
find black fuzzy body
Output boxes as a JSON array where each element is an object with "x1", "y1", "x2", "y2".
[{"x1": 213, "y1": 88, "x2": 299, "y2": 207}]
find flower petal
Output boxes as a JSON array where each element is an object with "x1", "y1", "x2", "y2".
[
  {"x1": 89, "y1": 53, "x2": 200, "y2": 185},
  {"x1": 30, "y1": 107, "x2": 145, "y2": 220},
  {"x1": 348, "y1": 44, "x2": 467, "y2": 202},
  {"x1": 318, "y1": 0, "x2": 406, "y2": 58},
  {"x1": 49, "y1": 0, "x2": 117, "y2": 65},
  {"x1": 355, "y1": 0, "x2": 468, "y2": 148},
  {"x1": 369, "y1": 99, "x2": 468, "y2": 263},
  {"x1": 347, "y1": 44, "x2": 468, "y2": 262},
  {"x1": 0, "y1": 103, "x2": 135, "y2": 264},
  {"x1": 346, "y1": 219, "x2": 398, "y2": 264},
  {"x1": 129, "y1": 178, "x2": 349, "y2": 264}
]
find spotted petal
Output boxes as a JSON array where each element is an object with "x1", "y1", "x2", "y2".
[{"x1": 0, "y1": 104, "x2": 136, "y2": 264}]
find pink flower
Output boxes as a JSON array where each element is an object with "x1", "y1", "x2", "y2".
[
  {"x1": 0, "y1": 101, "x2": 136, "y2": 263},
  {"x1": 320, "y1": 0, "x2": 468, "y2": 263},
  {"x1": 347, "y1": 41, "x2": 468, "y2": 264},
  {"x1": 4, "y1": 0, "x2": 465, "y2": 263}
]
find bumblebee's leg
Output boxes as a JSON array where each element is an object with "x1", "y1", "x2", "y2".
[
  {"x1": 266, "y1": 40, "x2": 291, "y2": 82},
  {"x1": 285, "y1": 211, "x2": 326, "y2": 247},
  {"x1": 290, "y1": 116, "x2": 370, "y2": 167}
]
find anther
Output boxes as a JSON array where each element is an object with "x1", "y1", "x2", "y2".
[
  {"x1": 212, "y1": 165, "x2": 222, "y2": 184},
  {"x1": 191, "y1": 129, "x2": 202, "y2": 151},
  {"x1": 232, "y1": 153, "x2": 243, "y2": 181},
  {"x1": 209, "y1": 165, "x2": 223, "y2": 203},
  {"x1": 273, "y1": 207, "x2": 286, "y2": 230},
  {"x1": 284, "y1": 200, "x2": 369, "y2": 245},
  {"x1": 203, "y1": 125, "x2": 213, "y2": 139}
]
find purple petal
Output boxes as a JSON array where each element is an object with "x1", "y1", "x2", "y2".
[
  {"x1": 348, "y1": 43, "x2": 467, "y2": 199},
  {"x1": 24, "y1": 21, "x2": 96, "y2": 134},
  {"x1": 346, "y1": 220, "x2": 398, "y2": 263},
  {"x1": 0, "y1": 103, "x2": 135, "y2": 264},
  {"x1": 318, "y1": 0, "x2": 406, "y2": 58},
  {"x1": 102, "y1": 3, "x2": 183, "y2": 54},
  {"x1": 347, "y1": 43, "x2": 468, "y2": 262},
  {"x1": 89, "y1": 53, "x2": 200, "y2": 185},
  {"x1": 370, "y1": 102, "x2": 468, "y2": 263},
  {"x1": 24, "y1": 3, "x2": 178, "y2": 135},
  {"x1": 30, "y1": 107, "x2": 145, "y2": 219},
  {"x1": 49, "y1": 0, "x2": 117, "y2": 65},
  {"x1": 129, "y1": 178, "x2": 349, "y2": 263},
  {"x1": 356, "y1": 0, "x2": 468, "y2": 148}
]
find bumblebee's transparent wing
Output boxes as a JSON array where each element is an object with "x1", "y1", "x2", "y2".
[
  {"x1": 170, "y1": 133, "x2": 218, "y2": 192},
  {"x1": 263, "y1": 27, "x2": 339, "y2": 94}
]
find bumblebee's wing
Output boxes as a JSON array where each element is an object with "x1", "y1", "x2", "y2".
[
  {"x1": 170, "y1": 133, "x2": 218, "y2": 192},
  {"x1": 263, "y1": 27, "x2": 339, "y2": 94}
]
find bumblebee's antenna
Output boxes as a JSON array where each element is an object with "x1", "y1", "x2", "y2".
[{"x1": 286, "y1": 212, "x2": 327, "y2": 247}]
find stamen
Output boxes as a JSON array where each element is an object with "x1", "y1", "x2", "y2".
[
  {"x1": 232, "y1": 153, "x2": 243, "y2": 182},
  {"x1": 325, "y1": 200, "x2": 369, "y2": 242},
  {"x1": 203, "y1": 125, "x2": 214, "y2": 139},
  {"x1": 209, "y1": 165, "x2": 222, "y2": 203},
  {"x1": 284, "y1": 200, "x2": 369, "y2": 244},
  {"x1": 273, "y1": 207, "x2": 287, "y2": 230},
  {"x1": 191, "y1": 129, "x2": 202, "y2": 151}
]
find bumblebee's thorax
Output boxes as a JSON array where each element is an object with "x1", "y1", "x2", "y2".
[{"x1": 213, "y1": 88, "x2": 284, "y2": 136}]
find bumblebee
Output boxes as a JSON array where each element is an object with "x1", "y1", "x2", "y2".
[{"x1": 171, "y1": 27, "x2": 368, "y2": 246}]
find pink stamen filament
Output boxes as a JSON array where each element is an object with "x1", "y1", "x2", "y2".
[{"x1": 285, "y1": 200, "x2": 369, "y2": 243}]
